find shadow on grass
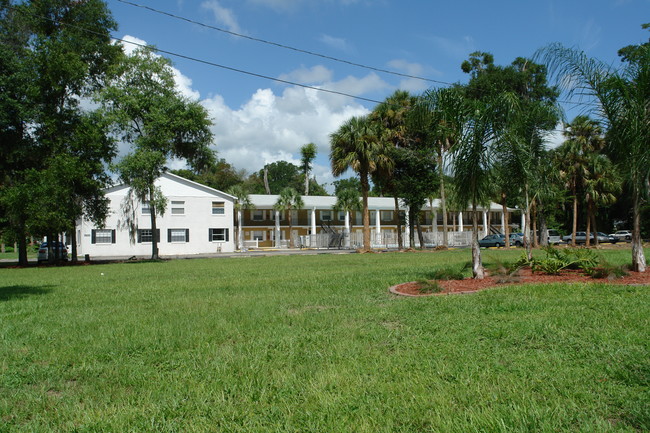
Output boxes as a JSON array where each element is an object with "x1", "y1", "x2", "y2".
[{"x1": 0, "y1": 285, "x2": 53, "y2": 301}]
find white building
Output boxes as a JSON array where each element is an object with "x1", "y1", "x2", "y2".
[{"x1": 76, "y1": 172, "x2": 236, "y2": 258}]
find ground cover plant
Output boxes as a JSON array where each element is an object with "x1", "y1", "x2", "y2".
[{"x1": 1, "y1": 249, "x2": 649, "y2": 432}]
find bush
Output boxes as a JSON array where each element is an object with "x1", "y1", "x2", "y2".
[
  {"x1": 415, "y1": 279, "x2": 443, "y2": 294},
  {"x1": 531, "y1": 247, "x2": 600, "y2": 275}
]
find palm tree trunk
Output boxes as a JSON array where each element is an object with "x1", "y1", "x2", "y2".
[
  {"x1": 471, "y1": 203, "x2": 484, "y2": 279},
  {"x1": 394, "y1": 196, "x2": 403, "y2": 249},
  {"x1": 524, "y1": 186, "x2": 532, "y2": 261},
  {"x1": 571, "y1": 188, "x2": 578, "y2": 247},
  {"x1": 590, "y1": 199, "x2": 599, "y2": 246},
  {"x1": 361, "y1": 171, "x2": 370, "y2": 251},
  {"x1": 531, "y1": 199, "x2": 538, "y2": 248},
  {"x1": 538, "y1": 201, "x2": 549, "y2": 247},
  {"x1": 438, "y1": 151, "x2": 448, "y2": 247},
  {"x1": 631, "y1": 189, "x2": 646, "y2": 272},
  {"x1": 502, "y1": 193, "x2": 510, "y2": 248},
  {"x1": 288, "y1": 209, "x2": 294, "y2": 248}
]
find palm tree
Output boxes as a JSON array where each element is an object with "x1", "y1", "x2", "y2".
[
  {"x1": 450, "y1": 97, "x2": 500, "y2": 279},
  {"x1": 330, "y1": 115, "x2": 393, "y2": 251},
  {"x1": 584, "y1": 153, "x2": 621, "y2": 246},
  {"x1": 539, "y1": 37, "x2": 649, "y2": 271},
  {"x1": 300, "y1": 143, "x2": 317, "y2": 195},
  {"x1": 333, "y1": 188, "x2": 362, "y2": 248},
  {"x1": 274, "y1": 187, "x2": 303, "y2": 248},
  {"x1": 416, "y1": 87, "x2": 466, "y2": 247},
  {"x1": 553, "y1": 116, "x2": 604, "y2": 247},
  {"x1": 226, "y1": 184, "x2": 254, "y2": 251}
]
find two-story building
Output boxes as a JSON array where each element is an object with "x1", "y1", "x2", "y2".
[{"x1": 76, "y1": 172, "x2": 236, "y2": 258}]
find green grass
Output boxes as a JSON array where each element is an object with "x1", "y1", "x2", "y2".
[{"x1": 1, "y1": 249, "x2": 648, "y2": 432}]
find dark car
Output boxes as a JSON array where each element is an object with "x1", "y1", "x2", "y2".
[
  {"x1": 37, "y1": 241, "x2": 69, "y2": 263},
  {"x1": 596, "y1": 232, "x2": 618, "y2": 244},
  {"x1": 479, "y1": 234, "x2": 506, "y2": 248}
]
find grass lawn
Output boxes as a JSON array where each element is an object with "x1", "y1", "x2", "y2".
[{"x1": 1, "y1": 248, "x2": 648, "y2": 432}]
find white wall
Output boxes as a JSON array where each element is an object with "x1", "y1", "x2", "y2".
[{"x1": 77, "y1": 174, "x2": 235, "y2": 258}]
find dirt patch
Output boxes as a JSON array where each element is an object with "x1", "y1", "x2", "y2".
[{"x1": 390, "y1": 267, "x2": 650, "y2": 297}]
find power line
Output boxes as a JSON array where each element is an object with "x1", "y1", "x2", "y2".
[
  {"x1": 116, "y1": 0, "x2": 455, "y2": 87},
  {"x1": 12, "y1": 5, "x2": 385, "y2": 105}
]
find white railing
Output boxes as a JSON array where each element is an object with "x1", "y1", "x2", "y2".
[{"x1": 242, "y1": 239, "x2": 259, "y2": 250}]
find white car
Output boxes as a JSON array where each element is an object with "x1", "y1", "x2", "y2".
[{"x1": 610, "y1": 230, "x2": 632, "y2": 241}]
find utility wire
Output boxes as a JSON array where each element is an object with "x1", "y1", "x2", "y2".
[
  {"x1": 12, "y1": 5, "x2": 385, "y2": 105},
  {"x1": 116, "y1": 0, "x2": 455, "y2": 86}
]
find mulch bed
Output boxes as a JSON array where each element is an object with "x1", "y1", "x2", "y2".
[{"x1": 390, "y1": 267, "x2": 650, "y2": 297}]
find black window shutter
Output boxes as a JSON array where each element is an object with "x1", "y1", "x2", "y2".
[
  {"x1": 185, "y1": 229, "x2": 189, "y2": 242},
  {"x1": 208, "y1": 228, "x2": 212, "y2": 241},
  {"x1": 111, "y1": 229, "x2": 116, "y2": 244},
  {"x1": 225, "y1": 229, "x2": 229, "y2": 242},
  {"x1": 137, "y1": 229, "x2": 142, "y2": 243},
  {"x1": 91, "y1": 230, "x2": 96, "y2": 244},
  {"x1": 168, "y1": 229, "x2": 172, "y2": 242}
]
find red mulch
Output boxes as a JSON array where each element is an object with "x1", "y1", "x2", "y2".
[{"x1": 390, "y1": 267, "x2": 650, "y2": 297}]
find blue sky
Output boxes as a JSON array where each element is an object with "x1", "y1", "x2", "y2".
[{"x1": 106, "y1": 0, "x2": 648, "y2": 190}]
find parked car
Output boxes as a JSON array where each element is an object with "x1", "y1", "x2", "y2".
[
  {"x1": 596, "y1": 232, "x2": 618, "y2": 244},
  {"x1": 547, "y1": 229, "x2": 562, "y2": 244},
  {"x1": 37, "y1": 241, "x2": 68, "y2": 263},
  {"x1": 562, "y1": 232, "x2": 592, "y2": 245},
  {"x1": 509, "y1": 233, "x2": 524, "y2": 247},
  {"x1": 479, "y1": 234, "x2": 506, "y2": 248},
  {"x1": 610, "y1": 230, "x2": 632, "y2": 241}
]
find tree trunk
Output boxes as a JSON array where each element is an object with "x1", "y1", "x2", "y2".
[
  {"x1": 571, "y1": 190, "x2": 578, "y2": 247},
  {"x1": 631, "y1": 190, "x2": 646, "y2": 272},
  {"x1": 471, "y1": 204, "x2": 484, "y2": 279},
  {"x1": 304, "y1": 172, "x2": 309, "y2": 196},
  {"x1": 416, "y1": 216, "x2": 425, "y2": 248},
  {"x1": 530, "y1": 199, "x2": 538, "y2": 248},
  {"x1": 524, "y1": 187, "x2": 532, "y2": 261},
  {"x1": 538, "y1": 201, "x2": 549, "y2": 247},
  {"x1": 394, "y1": 196, "x2": 403, "y2": 250},
  {"x1": 18, "y1": 227, "x2": 28, "y2": 267},
  {"x1": 361, "y1": 172, "x2": 370, "y2": 251},
  {"x1": 590, "y1": 198, "x2": 599, "y2": 246},
  {"x1": 288, "y1": 208, "x2": 294, "y2": 248},
  {"x1": 585, "y1": 195, "x2": 592, "y2": 247},
  {"x1": 502, "y1": 193, "x2": 510, "y2": 248},
  {"x1": 408, "y1": 207, "x2": 416, "y2": 249},
  {"x1": 438, "y1": 150, "x2": 448, "y2": 247},
  {"x1": 150, "y1": 196, "x2": 159, "y2": 260},
  {"x1": 263, "y1": 167, "x2": 271, "y2": 194},
  {"x1": 71, "y1": 222, "x2": 78, "y2": 263}
]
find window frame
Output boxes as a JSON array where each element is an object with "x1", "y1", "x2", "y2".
[
  {"x1": 212, "y1": 201, "x2": 225, "y2": 215},
  {"x1": 91, "y1": 229, "x2": 115, "y2": 244},
  {"x1": 171, "y1": 201, "x2": 185, "y2": 215},
  {"x1": 168, "y1": 228, "x2": 189, "y2": 243},
  {"x1": 209, "y1": 228, "x2": 229, "y2": 242}
]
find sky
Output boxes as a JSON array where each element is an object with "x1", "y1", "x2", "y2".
[{"x1": 105, "y1": 0, "x2": 649, "y2": 191}]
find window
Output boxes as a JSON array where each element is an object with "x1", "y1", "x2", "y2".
[
  {"x1": 212, "y1": 201, "x2": 225, "y2": 215},
  {"x1": 338, "y1": 211, "x2": 346, "y2": 221},
  {"x1": 320, "y1": 210, "x2": 332, "y2": 221},
  {"x1": 171, "y1": 201, "x2": 185, "y2": 215},
  {"x1": 252, "y1": 210, "x2": 264, "y2": 221},
  {"x1": 137, "y1": 229, "x2": 160, "y2": 243},
  {"x1": 91, "y1": 229, "x2": 115, "y2": 244},
  {"x1": 168, "y1": 228, "x2": 189, "y2": 243},
  {"x1": 142, "y1": 202, "x2": 151, "y2": 215},
  {"x1": 209, "y1": 228, "x2": 229, "y2": 242},
  {"x1": 252, "y1": 230, "x2": 264, "y2": 241},
  {"x1": 381, "y1": 210, "x2": 393, "y2": 221}
]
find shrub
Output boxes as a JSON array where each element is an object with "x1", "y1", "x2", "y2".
[{"x1": 415, "y1": 279, "x2": 443, "y2": 294}]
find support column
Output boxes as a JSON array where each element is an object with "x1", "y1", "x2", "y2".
[
  {"x1": 345, "y1": 211, "x2": 350, "y2": 248},
  {"x1": 375, "y1": 210, "x2": 381, "y2": 244},
  {"x1": 311, "y1": 207, "x2": 317, "y2": 236},
  {"x1": 458, "y1": 211, "x2": 464, "y2": 232},
  {"x1": 274, "y1": 210, "x2": 281, "y2": 247},
  {"x1": 483, "y1": 211, "x2": 488, "y2": 237}
]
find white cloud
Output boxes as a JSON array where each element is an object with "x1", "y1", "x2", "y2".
[
  {"x1": 319, "y1": 34, "x2": 352, "y2": 52},
  {"x1": 201, "y1": 0, "x2": 242, "y2": 34},
  {"x1": 200, "y1": 67, "x2": 384, "y2": 180},
  {"x1": 387, "y1": 59, "x2": 435, "y2": 93},
  {"x1": 118, "y1": 35, "x2": 200, "y2": 100},
  {"x1": 545, "y1": 124, "x2": 565, "y2": 149},
  {"x1": 278, "y1": 65, "x2": 333, "y2": 84}
]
